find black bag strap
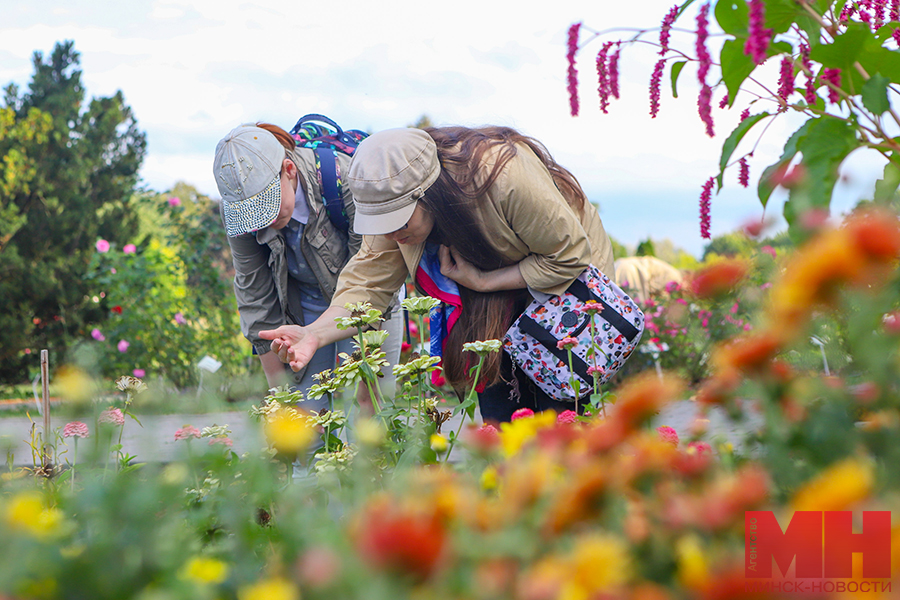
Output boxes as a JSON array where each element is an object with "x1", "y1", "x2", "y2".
[
  {"x1": 519, "y1": 316, "x2": 592, "y2": 388},
  {"x1": 567, "y1": 278, "x2": 640, "y2": 342}
]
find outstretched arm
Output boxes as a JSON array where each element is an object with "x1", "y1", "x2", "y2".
[{"x1": 258, "y1": 306, "x2": 354, "y2": 372}]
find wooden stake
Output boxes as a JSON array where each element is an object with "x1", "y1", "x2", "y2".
[{"x1": 40, "y1": 350, "x2": 50, "y2": 463}]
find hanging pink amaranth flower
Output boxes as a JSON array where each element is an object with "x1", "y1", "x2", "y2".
[
  {"x1": 777, "y1": 57, "x2": 795, "y2": 110},
  {"x1": 699, "y1": 177, "x2": 714, "y2": 239},
  {"x1": 739, "y1": 157, "x2": 751, "y2": 188},
  {"x1": 744, "y1": 0, "x2": 772, "y2": 65},
  {"x1": 719, "y1": 94, "x2": 730, "y2": 109},
  {"x1": 874, "y1": 0, "x2": 887, "y2": 28},
  {"x1": 840, "y1": 3, "x2": 858, "y2": 22},
  {"x1": 695, "y1": 4, "x2": 715, "y2": 137},
  {"x1": 99, "y1": 408, "x2": 125, "y2": 426},
  {"x1": 649, "y1": 59, "x2": 665, "y2": 118},
  {"x1": 566, "y1": 22, "x2": 582, "y2": 117},
  {"x1": 893, "y1": 29, "x2": 900, "y2": 45},
  {"x1": 63, "y1": 421, "x2": 89, "y2": 439},
  {"x1": 596, "y1": 41, "x2": 615, "y2": 114},
  {"x1": 799, "y1": 43, "x2": 817, "y2": 104},
  {"x1": 740, "y1": 108, "x2": 750, "y2": 121},
  {"x1": 608, "y1": 43, "x2": 621, "y2": 100},
  {"x1": 822, "y1": 68, "x2": 842, "y2": 104},
  {"x1": 891, "y1": 0, "x2": 899, "y2": 21},
  {"x1": 659, "y1": 5, "x2": 679, "y2": 55},
  {"x1": 174, "y1": 425, "x2": 202, "y2": 440}
]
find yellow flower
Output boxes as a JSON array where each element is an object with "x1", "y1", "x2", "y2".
[
  {"x1": 560, "y1": 533, "x2": 630, "y2": 600},
  {"x1": 676, "y1": 534, "x2": 709, "y2": 589},
  {"x1": 498, "y1": 410, "x2": 557, "y2": 457},
  {"x1": 56, "y1": 365, "x2": 96, "y2": 403},
  {"x1": 430, "y1": 433, "x2": 448, "y2": 453},
  {"x1": 480, "y1": 466, "x2": 499, "y2": 491},
  {"x1": 354, "y1": 417, "x2": 385, "y2": 447},
  {"x1": 179, "y1": 556, "x2": 230, "y2": 585},
  {"x1": 238, "y1": 577, "x2": 300, "y2": 600},
  {"x1": 791, "y1": 457, "x2": 874, "y2": 512},
  {"x1": 264, "y1": 409, "x2": 316, "y2": 455},
  {"x1": 3, "y1": 491, "x2": 64, "y2": 539}
]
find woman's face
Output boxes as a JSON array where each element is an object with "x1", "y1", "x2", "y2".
[
  {"x1": 384, "y1": 201, "x2": 434, "y2": 245},
  {"x1": 269, "y1": 158, "x2": 297, "y2": 230}
]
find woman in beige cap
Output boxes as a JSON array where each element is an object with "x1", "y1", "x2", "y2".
[
  {"x1": 260, "y1": 125, "x2": 615, "y2": 422},
  {"x1": 213, "y1": 123, "x2": 401, "y2": 412}
]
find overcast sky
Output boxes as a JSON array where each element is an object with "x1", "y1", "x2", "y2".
[{"x1": 1, "y1": 0, "x2": 884, "y2": 256}]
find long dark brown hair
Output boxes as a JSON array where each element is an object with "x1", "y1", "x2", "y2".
[{"x1": 420, "y1": 125, "x2": 588, "y2": 389}]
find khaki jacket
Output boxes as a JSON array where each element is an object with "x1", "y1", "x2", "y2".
[
  {"x1": 227, "y1": 146, "x2": 360, "y2": 355},
  {"x1": 333, "y1": 142, "x2": 615, "y2": 313}
]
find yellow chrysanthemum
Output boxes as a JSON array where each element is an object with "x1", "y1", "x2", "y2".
[
  {"x1": 179, "y1": 556, "x2": 230, "y2": 585},
  {"x1": 791, "y1": 457, "x2": 874, "y2": 512},
  {"x1": 676, "y1": 534, "x2": 709, "y2": 589},
  {"x1": 560, "y1": 533, "x2": 630, "y2": 600},
  {"x1": 237, "y1": 577, "x2": 300, "y2": 600},
  {"x1": 498, "y1": 410, "x2": 557, "y2": 457},
  {"x1": 3, "y1": 491, "x2": 64, "y2": 539},
  {"x1": 429, "y1": 433, "x2": 448, "y2": 453},
  {"x1": 264, "y1": 409, "x2": 315, "y2": 455}
]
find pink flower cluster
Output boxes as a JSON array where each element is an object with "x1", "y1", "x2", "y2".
[
  {"x1": 649, "y1": 59, "x2": 666, "y2": 118},
  {"x1": 799, "y1": 43, "x2": 818, "y2": 104},
  {"x1": 63, "y1": 421, "x2": 89, "y2": 439},
  {"x1": 587, "y1": 364, "x2": 605, "y2": 378},
  {"x1": 699, "y1": 177, "x2": 713, "y2": 239},
  {"x1": 91, "y1": 328, "x2": 106, "y2": 342},
  {"x1": 566, "y1": 22, "x2": 582, "y2": 117},
  {"x1": 557, "y1": 410, "x2": 579, "y2": 425},
  {"x1": 892, "y1": 0, "x2": 900, "y2": 22},
  {"x1": 96, "y1": 239, "x2": 110, "y2": 253},
  {"x1": 777, "y1": 57, "x2": 795, "y2": 110},
  {"x1": 596, "y1": 41, "x2": 617, "y2": 114},
  {"x1": 99, "y1": 408, "x2": 125, "y2": 426},
  {"x1": 174, "y1": 425, "x2": 201, "y2": 440},
  {"x1": 209, "y1": 437, "x2": 234, "y2": 447},
  {"x1": 695, "y1": 3, "x2": 714, "y2": 137},
  {"x1": 744, "y1": 0, "x2": 772, "y2": 65},
  {"x1": 657, "y1": 425, "x2": 679, "y2": 446},
  {"x1": 511, "y1": 408, "x2": 535, "y2": 421},
  {"x1": 556, "y1": 337, "x2": 578, "y2": 350},
  {"x1": 658, "y1": 5, "x2": 679, "y2": 55},
  {"x1": 739, "y1": 157, "x2": 751, "y2": 188},
  {"x1": 822, "y1": 68, "x2": 842, "y2": 105}
]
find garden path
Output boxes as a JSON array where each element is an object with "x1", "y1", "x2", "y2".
[{"x1": 0, "y1": 400, "x2": 761, "y2": 467}]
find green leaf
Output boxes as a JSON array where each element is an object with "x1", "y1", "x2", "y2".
[
  {"x1": 862, "y1": 73, "x2": 891, "y2": 114},
  {"x1": 670, "y1": 61, "x2": 687, "y2": 98},
  {"x1": 810, "y1": 22, "x2": 869, "y2": 70},
  {"x1": 858, "y1": 38, "x2": 900, "y2": 86},
  {"x1": 717, "y1": 112, "x2": 771, "y2": 189},
  {"x1": 758, "y1": 120, "x2": 813, "y2": 208},
  {"x1": 721, "y1": 38, "x2": 757, "y2": 106},
  {"x1": 874, "y1": 159, "x2": 900, "y2": 203},
  {"x1": 764, "y1": 0, "x2": 800, "y2": 34},
  {"x1": 676, "y1": 0, "x2": 698, "y2": 19},
  {"x1": 714, "y1": 0, "x2": 748, "y2": 36}
]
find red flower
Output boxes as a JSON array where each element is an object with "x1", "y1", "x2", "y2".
[
  {"x1": 111, "y1": 305, "x2": 123, "y2": 314},
  {"x1": 400, "y1": 342, "x2": 412, "y2": 353}
]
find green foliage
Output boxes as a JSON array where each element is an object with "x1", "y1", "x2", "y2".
[
  {"x1": 0, "y1": 41, "x2": 145, "y2": 383},
  {"x1": 702, "y1": 230, "x2": 758, "y2": 260},
  {"x1": 635, "y1": 238, "x2": 656, "y2": 257},
  {"x1": 83, "y1": 185, "x2": 249, "y2": 389}
]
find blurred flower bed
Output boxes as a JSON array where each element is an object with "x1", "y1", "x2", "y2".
[{"x1": 2, "y1": 206, "x2": 900, "y2": 600}]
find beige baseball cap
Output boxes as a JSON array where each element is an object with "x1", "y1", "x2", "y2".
[
  {"x1": 213, "y1": 124, "x2": 285, "y2": 237},
  {"x1": 347, "y1": 128, "x2": 440, "y2": 235}
]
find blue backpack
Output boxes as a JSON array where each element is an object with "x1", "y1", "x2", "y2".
[{"x1": 289, "y1": 114, "x2": 368, "y2": 233}]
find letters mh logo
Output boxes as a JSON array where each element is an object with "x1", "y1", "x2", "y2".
[{"x1": 745, "y1": 511, "x2": 891, "y2": 579}]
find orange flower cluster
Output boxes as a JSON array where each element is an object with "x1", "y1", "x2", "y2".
[{"x1": 686, "y1": 259, "x2": 749, "y2": 299}]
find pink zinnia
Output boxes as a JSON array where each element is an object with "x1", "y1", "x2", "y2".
[
  {"x1": 91, "y1": 328, "x2": 105, "y2": 341},
  {"x1": 63, "y1": 421, "x2": 89, "y2": 439},
  {"x1": 174, "y1": 312, "x2": 186, "y2": 325},
  {"x1": 596, "y1": 41, "x2": 615, "y2": 114},
  {"x1": 777, "y1": 57, "x2": 795, "y2": 109},
  {"x1": 649, "y1": 59, "x2": 666, "y2": 118},
  {"x1": 168, "y1": 197, "x2": 181, "y2": 207},
  {"x1": 822, "y1": 68, "x2": 842, "y2": 104},
  {"x1": 586, "y1": 364, "x2": 605, "y2": 377},
  {"x1": 761, "y1": 245, "x2": 777, "y2": 258},
  {"x1": 99, "y1": 408, "x2": 125, "y2": 426},
  {"x1": 123, "y1": 243, "x2": 136, "y2": 254},
  {"x1": 566, "y1": 22, "x2": 582, "y2": 117},
  {"x1": 659, "y1": 5, "x2": 679, "y2": 55},
  {"x1": 656, "y1": 425, "x2": 679, "y2": 446},
  {"x1": 739, "y1": 157, "x2": 751, "y2": 188},
  {"x1": 117, "y1": 339, "x2": 130, "y2": 353},
  {"x1": 557, "y1": 410, "x2": 579, "y2": 425},
  {"x1": 699, "y1": 177, "x2": 714, "y2": 239},
  {"x1": 557, "y1": 336, "x2": 578, "y2": 350},
  {"x1": 174, "y1": 425, "x2": 201, "y2": 440},
  {"x1": 687, "y1": 440, "x2": 713, "y2": 455},
  {"x1": 96, "y1": 239, "x2": 110, "y2": 253},
  {"x1": 478, "y1": 424, "x2": 499, "y2": 435},
  {"x1": 133, "y1": 368, "x2": 145, "y2": 378},
  {"x1": 209, "y1": 437, "x2": 233, "y2": 447},
  {"x1": 744, "y1": 0, "x2": 772, "y2": 65},
  {"x1": 511, "y1": 408, "x2": 535, "y2": 421}
]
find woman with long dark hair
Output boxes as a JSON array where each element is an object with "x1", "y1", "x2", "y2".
[{"x1": 259, "y1": 125, "x2": 615, "y2": 422}]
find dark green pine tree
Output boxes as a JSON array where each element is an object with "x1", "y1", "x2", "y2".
[{"x1": 0, "y1": 40, "x2": 146, "y2": 382}]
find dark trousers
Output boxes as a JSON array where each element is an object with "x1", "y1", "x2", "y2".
[{"x1": 477, "y1": 350, "x2": 582, "y2": 424}]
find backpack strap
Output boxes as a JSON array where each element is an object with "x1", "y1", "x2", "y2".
[
  {"x1": 567, "y1": 278, "x2": 640, "y2": 342},
  {"x1": 313, "y1": 146, "x2": 350, "y2": 232}
]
